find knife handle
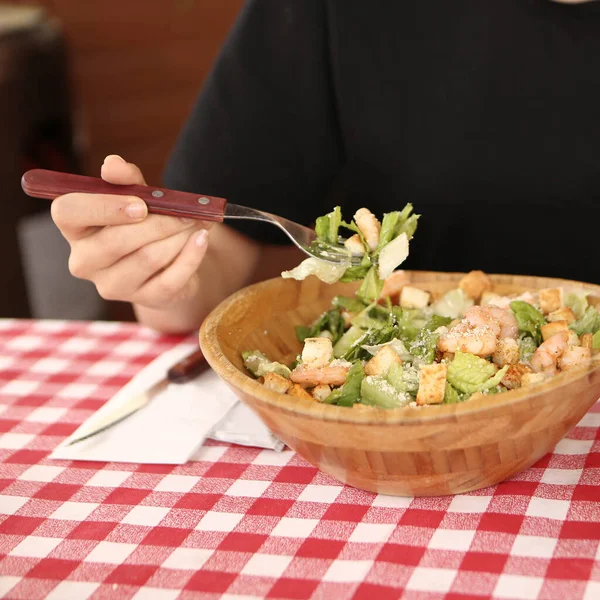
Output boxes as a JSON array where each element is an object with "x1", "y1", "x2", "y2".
[
  {"x1": 21, "y1": 169, "x2": 227, "y2": 222},
  {"x1": 167, "y1": 348, "x2": 210, "y2": 383}
]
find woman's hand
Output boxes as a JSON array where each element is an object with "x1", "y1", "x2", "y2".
[{"x1": 51, "y1": 155, "x2": 210, "y2": 310}]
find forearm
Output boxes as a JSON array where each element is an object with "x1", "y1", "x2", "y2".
[{"x1": 133, "y1": 224, "x2": 303, "y2": 333}]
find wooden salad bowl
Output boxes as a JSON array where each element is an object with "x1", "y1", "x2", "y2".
[{"x1": 199, "y1": 272, "x2": 600, "y2": 496}]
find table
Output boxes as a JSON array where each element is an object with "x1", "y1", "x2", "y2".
[{"x1": 1, "y1": 319, "x2": 599, "y2": 600}]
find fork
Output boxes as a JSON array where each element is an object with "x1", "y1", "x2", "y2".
[{"x1": 21, "y1": 169, "x2": 360, "y2": 266}]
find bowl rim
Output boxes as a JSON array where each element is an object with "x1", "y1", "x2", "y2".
[{"x1": 199, "y1": 271, "x2": 600, "y2": 425}]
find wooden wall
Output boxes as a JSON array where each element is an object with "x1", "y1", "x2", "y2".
[{"x1": 27, "y1": 0, "x2": 244, "y2": 183}]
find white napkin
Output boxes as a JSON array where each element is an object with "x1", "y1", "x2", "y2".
[{"x1": 51, "y1": 342, "x2": 283, "y2": 464}]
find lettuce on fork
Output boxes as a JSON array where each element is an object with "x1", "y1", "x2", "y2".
[{"x1": 282, "y1": 205, "x2": 418, "y2": 301}]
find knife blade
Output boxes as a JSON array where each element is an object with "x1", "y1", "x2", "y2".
[{"x1": 66, "y1": 348, "x2": 209, "y2": 446}]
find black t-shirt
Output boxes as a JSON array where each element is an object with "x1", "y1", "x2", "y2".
[{"x1": 164, "y1": 0, "x2": 600, "y2": 284}]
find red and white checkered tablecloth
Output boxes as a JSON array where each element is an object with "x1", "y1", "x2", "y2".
[{"x1": 1, "y1": 319, "x2": 600, "y2": 600}]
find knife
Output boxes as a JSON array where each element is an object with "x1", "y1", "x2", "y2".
[{"x1": 66, "y1": 348, "x2": 209, "y2": 446}]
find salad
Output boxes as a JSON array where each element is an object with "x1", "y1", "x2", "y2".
[{"x1": 242, "y1": 206, "x2": 600, "y2": 409}]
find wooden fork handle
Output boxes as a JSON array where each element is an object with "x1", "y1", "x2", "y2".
[{"x1": 21, "y1": 169, "x2": 227, "y2": 222}]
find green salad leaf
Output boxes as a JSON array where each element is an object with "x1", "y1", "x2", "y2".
[
  {"x1": 376, "y1": 204, "x2": 419, "y2": 252},
  {"x1": 565, "y1": 292, "x2": 589, "y2": 320},
  {"x1": 519, "y1": 334, "x2": 538, "y2": 362},
  {"x1": 336, "y1": 361, "x2": 365, "y2": 407},
  {"x1": 431, "y1": 288, "x2": 474, "y2": 319},
  {"x1": 343, "y1": 324, "x2": 400, "y2": 362},
  {"x1": 242, "y1": 350, "x2": 291, "y2": 379},
  {"x1": 315, "y1": 206, "x2": 342, "y2": 245},
  {"x1": 361, "y1": 376, "x2": 409, "y2": 408},
  {"x1": 387, "y1": 362, "x2": 419, "y2": 396},
  {"x1": 447, "y1": 352, "x2": 509, "y2": 394},
  {"x1": 332, "y1": 295, "x2": 368, "y2": 313},
  {"x1": 443, "y1": 382, "x2": 466, "y2": 404},
  {"x1": 339, "y1": 254, "x2": 371, "y2": 283},
  {"x1": 356, "y1": 265, "x2": 384, "y2": 302},
  {"x1": 570, "y1": 306, "x2": 600, "y2": 336},
  {"x1": 510, "y1": 300, "x2": 546, "y2": 345},
  {"x1": 296, "y1": 309, "x2": 346, "y2": 344},
  {"x1": 593, "y1": 330, "x2": 600, "y2": 349}
]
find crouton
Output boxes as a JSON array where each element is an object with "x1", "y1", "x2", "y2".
[
  {"x1": 521, "y1": 372, "x2": 548, "y2": 387},
  {"x1": 416, "y1": 363, "x2": 447, "y2": 405},
  {"x1": 365, "y1": 346, "x2": 402, "y2": 377},
  {"x1": 539, "y1": 288, "x2": 564, "y2": 315},
  {"x1": 541, "y1": 320, "x2": 569, "y2": 342},
  {"x1": 501, "y1": 364, "x2": 531, "y2": 390},
  {"x1": 566, "y1": 330, "x2": 580, "y2": 346},
  {"x1": 459, "y1": 270, "x2": 493, "y2": 301},
  {"x1": 586, "y1": 294, "x2": 600, "y2": 308},
  {"x1": 547, "y1": 306, "x2": 576, "y2": 324},
  {"x1": 379, "y1": 270, "x2": 410, "y2": 301},
  {"x1": 580, "y1": 333, "x2": 593, "y2": 349},
  {"x1": 263, "y1": 372, "x2": 292, "y2": 394},
  {"x1": 493, "y1": 338, "x2": 520, "y2": 367},
  {"x1": 354, "y1": 208, "x2": 381, "y2": 251},
  {"x1": 301, "y1": 337, "x2": 333, "y2": 368},
  {"x1": 312, "y1": 384, "x2": 332, "y2": 402},
  {"x1": 559, "y1": 346, "x2": 592, "y2": 371},
  {"x1": 400, "y1": 286, "x2": 431, "y2": 309},
  {"x1": 441, "y1": 352, "x2": 455, "y2": 362},
  {"x1": 344, "y1": 234, "x2": 366, "y2": 256},
  {"x1": 288, "y1": 383, "x2": 314, "y2": 401}
]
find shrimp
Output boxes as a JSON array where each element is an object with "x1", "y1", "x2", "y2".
[
  {"x1": 290, "y1": 364, "x2": 350, "y2": 387},
  {"x1": 463, "y1": 305, "x2": 518, "y2": 339},
  {"x1": 438, "y1": 323, "x2": 498, "y2": 356},
  {"x1": 530, "y1": 331, "x2": 569, "y2": 374},
  {"x1": 354, "y1": 208, "x2": 381, "y2": 251},
  {"x1": 558, "y1": 346, "x2": 592, "y2": 372}
]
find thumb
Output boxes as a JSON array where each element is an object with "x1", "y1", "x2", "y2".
[{"x1": 100, "y1": 155, "x2": 147, "y2": 186}]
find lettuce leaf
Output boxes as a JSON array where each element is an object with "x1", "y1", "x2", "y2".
[
  {"x1": 510, "y1": 300, "x2": 546, "y2": 345},
  {"x1": 356, "y1": 265, "x2": 384, "y2": 302},
  {"x1": 409, "y1": 330, "x2": 439, "y2": 364},
  {"x1": 361, "y1": 338, "x2": 411, "y2": 361},
  {"x1": 242, "y1": 350, "x2": 291, "y2": 379},
  {"x1": 296, "y1": 309, "x2": 345, "y2": 344},
  {"x1": 339, "y1": 254, "x2": 371, "y2": 283},
  {"x1": 443, "y1": 382, "x2": 466, "y2": 404},
  {"x1": 314, "y1": 206, "x2": 342, "y2": 245},
  {"x1": 332, "y1": 295, "x2": 368, "y2": 313},
  {"x1": 408, "y1": 316, "x2": 451, "y2": 365},
  {"x1": 431, "y1": 288, "x2": 474, "y2": 319},
  {"x1": 391, "y1": 306, "x2": 423, "y2": 341},
  {"x1": 593, "y1": 330, "x2": 600, "y2": 349},
  {"x1": 387, "y1": 362, "x2": 419, "y2": 396},
  {"x1": 343, "y1": 324, "x2": 400, "y2": 362},
  {"x1": 376, "y1": 204, "x2": 419, "y2": 253},
  {"x1": 336, "y1": 361, "x2": 365, "y2": 407},
  {"x1": 519, "y1": 334, "x2": 538, "y2": 362},
  {"x1": 570, "y1": 306, "x2": 600, "y2": 336},
  {"x1": 447, "y1": 352, "x2": 508, "y2": 394},
  {"x1": 281, "y1": 257, "x2": 348, "y2": 284},
  {"x1": 565, "y1": 292, "x2": 589, "y2": 320}
]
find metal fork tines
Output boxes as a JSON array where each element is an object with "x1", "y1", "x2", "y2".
[{"x1": 224, "y1": 204, "x2": 361, "y2": 265}]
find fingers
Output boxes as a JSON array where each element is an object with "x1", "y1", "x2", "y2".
[
  {"x1": 92, "y1": 227, "x2": 202, "y2": 300},
  {"x1": 51, "y1": 193, "x2": 148, "y2": 240},
  {"x1": 132, "y1": 229, "x2": 209, "y2": 308},
  {"x1": 70, "y1": 214, "x2": 200, "y2": 275},
  {"x1": 101, "y1": 155, "x2": 146, "y2": 185}
]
